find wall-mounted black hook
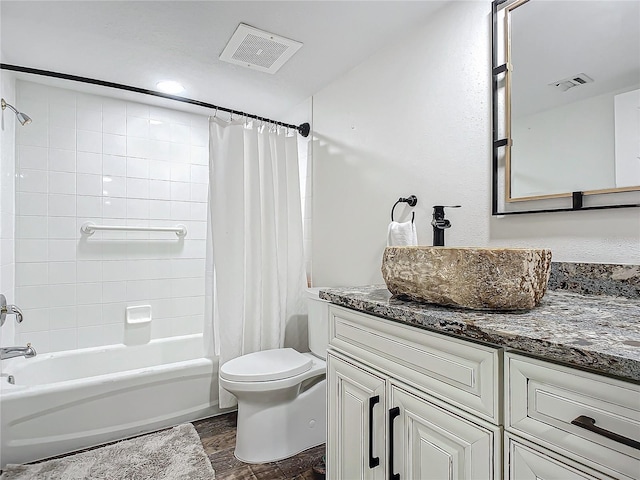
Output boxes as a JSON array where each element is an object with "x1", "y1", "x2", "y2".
[{"x1": 391, "y1": 195, "x2": 418, "y2": 222}]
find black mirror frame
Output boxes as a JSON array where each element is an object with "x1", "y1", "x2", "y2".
[{"x1": 491, "y1": 0, "x2": 640, "y2": 216}]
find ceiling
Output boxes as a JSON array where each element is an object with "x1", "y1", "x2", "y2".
[{"x1": 0, "y1": 1, "x2": 448, "y2": 120}]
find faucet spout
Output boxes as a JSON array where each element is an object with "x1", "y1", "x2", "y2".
[
  {"x1": 431, "y1": 205, "x2": 461, "y2": 247},
  {"x1": 0, "y1": 343, "x2": 36, "y2": 360}
]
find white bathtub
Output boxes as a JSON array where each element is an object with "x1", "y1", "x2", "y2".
[{"x1": 0, "y1": 334, "x2": 221, "y2": 467}]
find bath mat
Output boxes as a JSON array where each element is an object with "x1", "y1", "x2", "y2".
[{"x1": 1, "y1": 423, "x2": 215, "y2": 480}]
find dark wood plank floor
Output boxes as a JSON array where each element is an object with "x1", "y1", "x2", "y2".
[{"x1": 193, "y1": 412, "x2": 325, "y2": 480}]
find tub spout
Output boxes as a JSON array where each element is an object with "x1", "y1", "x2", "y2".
[{"x1": 0, "y1": 343, "x2": 36, "y2": 360}]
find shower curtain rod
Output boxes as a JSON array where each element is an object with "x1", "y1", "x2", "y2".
[{"x1": 0, "y1": 64, "x2": 311, "y2": 137}]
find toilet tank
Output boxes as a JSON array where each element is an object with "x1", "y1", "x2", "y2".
[{"x1": 306, "y1": 288, "x2": 329, "y2": 360}]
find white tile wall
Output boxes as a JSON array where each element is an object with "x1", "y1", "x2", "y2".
[
  {"x1": 1, "y1": 73, "x2": 17, "y2": 347},
  {"x1": 14, "y1": 80, "x2": 209, "y2": 353}
]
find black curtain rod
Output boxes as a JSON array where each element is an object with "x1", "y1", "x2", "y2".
[{"x1": 1, "y1": 63, "x2": 311, "y2": 137}]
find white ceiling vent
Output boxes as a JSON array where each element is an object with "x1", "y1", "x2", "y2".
[
  {"x1": 549, "y1": 73, "x2": 594, "y2": 92},
  {"x1": 220, "y1": 24, "x2": 303, "y2": 74}
]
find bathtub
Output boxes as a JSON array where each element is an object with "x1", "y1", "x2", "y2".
[{"x1": 0, "y1": 334, "x2": 221, "y2": 467}]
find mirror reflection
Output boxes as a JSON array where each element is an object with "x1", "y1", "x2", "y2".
[{"x1": 507, "y1": 0, "x2": 640, "y2": 201}]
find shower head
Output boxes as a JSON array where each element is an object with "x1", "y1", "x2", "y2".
[
  {"x1": 15, "y1": 111, "x2": 32, "y2": 126},
  {"x1": 1, "y1": 98, "x2": 32, "y2": 126}
]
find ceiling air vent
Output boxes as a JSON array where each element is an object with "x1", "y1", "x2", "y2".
[
  {"x1": 220, "y1": 24, "x2": 303, "y2": 74},
  {"x1": 549, "y1": 73, "x2": 594, "y2": 92}
]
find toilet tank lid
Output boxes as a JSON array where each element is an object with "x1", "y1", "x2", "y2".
[
  {"x1": 305, "y1": 287, "x2": 321, "y2": 298},
  {"x1": 306, "y1": 287, "x2": 331, "y2": 299},
  {"x1": 220, "y1": 348, "x2": 313, "y2": 382}
]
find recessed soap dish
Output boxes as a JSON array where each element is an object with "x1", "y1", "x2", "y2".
[{"x1": 126, "y1": 305, "x2": 152, "y2": 325}]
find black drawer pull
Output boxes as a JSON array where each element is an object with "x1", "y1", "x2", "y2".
[
  {"x1": 571, "y1": 415, "x2": 640, "y2": 450},
  {"x1": 368, "y1": 396, "x2": 380, "y2": 468},
  {"x1": 389, "y1": 406, "x2": 400, "y2": 480}
]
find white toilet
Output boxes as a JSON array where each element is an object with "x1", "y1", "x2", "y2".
[{"x1": 219, "y1": 288, "x2": 329, "y2": 464}]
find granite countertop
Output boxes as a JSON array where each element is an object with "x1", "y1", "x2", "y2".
[{"x1": 319, "y1": 286, "x2": 640, "y2": 382}]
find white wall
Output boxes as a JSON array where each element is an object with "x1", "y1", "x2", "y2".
[
  {"x1": 311, "y1": 1, "x2": 640, "y2": 287},
  {"x1": 13, "y1": 80, "x2": 209, "y2": 353}
]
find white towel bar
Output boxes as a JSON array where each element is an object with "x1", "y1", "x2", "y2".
[{"x1": 80, "y1": 222, "x2": 187, "y2": 237}]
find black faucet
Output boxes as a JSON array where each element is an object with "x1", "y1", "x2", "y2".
[{"x1": 431, "y1": 205, "x2": 461, "y2": 246}]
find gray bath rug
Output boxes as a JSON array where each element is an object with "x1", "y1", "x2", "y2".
[{"x1": 1, "y1": 423, "x2": 215, "y2": 479}]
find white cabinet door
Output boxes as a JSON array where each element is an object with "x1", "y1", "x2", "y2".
[
  {"x1": 328, "y1": 353, "x2": 386, "y2": 480},
  {"x1": 390, "y1": 384, "x2": 500, "y2": 480}
]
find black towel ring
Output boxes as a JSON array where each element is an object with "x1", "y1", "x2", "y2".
[{"x1": 391, "y1": 195, "x2": 418, "y2": 223}]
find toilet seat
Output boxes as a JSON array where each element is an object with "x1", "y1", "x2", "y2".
[
  {"x1": 220, "y1": 348, "x2": 313, "y2": 382},
  {"x1": 219, "y1": 352, "x2": 326, "y2": 393}
]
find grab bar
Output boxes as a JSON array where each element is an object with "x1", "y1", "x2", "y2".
[{"x1": 80, "y1": 222, "x2": 187, "y2": 237}]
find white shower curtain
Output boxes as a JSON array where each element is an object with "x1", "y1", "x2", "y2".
[{"x1": 204, "y1": 117, "x2": 308, "y2": 408}]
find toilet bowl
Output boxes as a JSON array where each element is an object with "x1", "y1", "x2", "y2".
[{"x1": 219, "y1": 288, "x2": 329, "y2": 464}]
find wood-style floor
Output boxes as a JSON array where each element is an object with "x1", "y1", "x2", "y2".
[{"x1": 193, "y1": 412, "x2": 325, "y2": 480}]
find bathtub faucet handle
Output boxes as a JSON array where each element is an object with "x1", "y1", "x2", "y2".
[{"x1": 1, "y1": 294, "x2": 24, "y2": 326}]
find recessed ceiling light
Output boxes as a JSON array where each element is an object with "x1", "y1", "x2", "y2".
[{"x1": 156, "y1": 80, "x2": 184, "y2": 94}]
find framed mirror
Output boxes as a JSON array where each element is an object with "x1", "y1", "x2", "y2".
[{"x1": 492, "y1": 0, "x2": 640, "y2": 215}]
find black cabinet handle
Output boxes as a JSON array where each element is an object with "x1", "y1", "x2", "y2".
[
  {"x1": 571, "y1": 415, "x2": 640, "y2": 450},
  {"x1": 369, "y1": 396, "x2": 380, "y2": 468},
  {"x1": 388, "y1": 406, "x2": 400, "y2": 480}
]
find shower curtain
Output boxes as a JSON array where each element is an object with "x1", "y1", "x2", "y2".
[{"x1": 204, "y1": 117, "x2": 307, "y2": 408}]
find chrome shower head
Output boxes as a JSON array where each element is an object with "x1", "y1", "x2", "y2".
[
  {"x1": 1, "y1": 98, "x2": 32, "y2": 126},
  {"x1": 15, "y1": 111, "x2": 32, "y2": 126}
]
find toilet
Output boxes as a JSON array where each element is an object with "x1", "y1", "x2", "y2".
[{"x1": 219, "y1": 288, "x2": 329, "y2": 464}]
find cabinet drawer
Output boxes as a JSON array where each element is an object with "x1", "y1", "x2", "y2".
[
  {"x1": 506, "y1": 353, "x2": 640, "y2": 480},
  {"x1": 329, "y1": 304, "x2": 500, "y2": 423},
  {"x1": 506, "y1": 433, "x2": 617, "y2": 479}
]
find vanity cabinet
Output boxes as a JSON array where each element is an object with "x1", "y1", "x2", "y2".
[
  {"x1": 327, "y1": 305, "x2": 501, "y2": 480},
  {"x1": 326, "y1": 302, "x2": 640, "y2": 480}
]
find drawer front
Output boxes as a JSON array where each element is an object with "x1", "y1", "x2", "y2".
[
  {"x1": 506, "y1": 433, "x2": 617, "y2": 480},
  {"x1": 506, "y1": 353, "x2": 640, "y2": 480},
  {"x1": 329, "y1": 304, "x2": 500, "y2": 423}
]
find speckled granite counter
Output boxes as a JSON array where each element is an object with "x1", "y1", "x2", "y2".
[{"x1": 319, "y1": 286, "x2": 640, "y2": 383}]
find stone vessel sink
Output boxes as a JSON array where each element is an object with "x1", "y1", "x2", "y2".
[{"x1": 381, "y1": 246, "x2": 552, "y2": 311}]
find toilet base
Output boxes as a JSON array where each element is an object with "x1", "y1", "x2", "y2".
[{"x1": 234, "y1": 378, "x2": 327, "y2": 464}]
